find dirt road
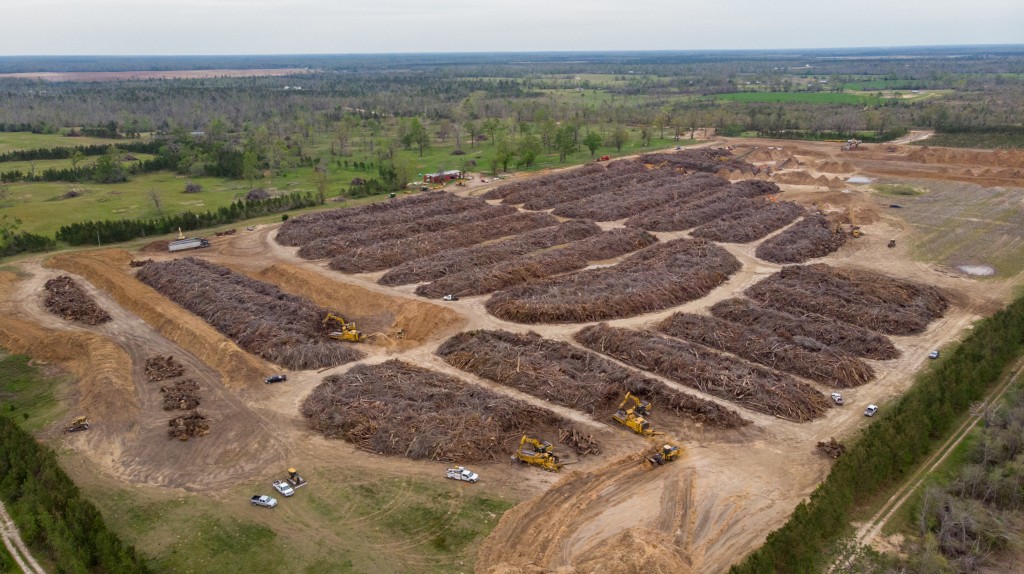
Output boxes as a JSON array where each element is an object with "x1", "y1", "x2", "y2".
[{"x1": 0, "y1": 499, "x2": 46, "y2": 574}]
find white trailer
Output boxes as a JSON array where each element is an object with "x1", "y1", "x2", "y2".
[{"x1": 168, "y1": 238, "x2": 210, "y2": 252}]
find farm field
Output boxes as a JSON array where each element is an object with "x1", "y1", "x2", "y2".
[{"x1": 1, "y1": 135, "x2": 1023, "y2": 573}]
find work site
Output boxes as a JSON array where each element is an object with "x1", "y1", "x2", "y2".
[{"x1": 1, "y1": 137, "x2": 1022, "y2": 574}]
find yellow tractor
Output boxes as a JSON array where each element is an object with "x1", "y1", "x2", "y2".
[
  {"x1": 322, "y1": 312, "x2": 362, "y2": 342},
  {"x1": 644, "y1": 444, "x2": 682, "y2": 469},
  {"x1": 512, "y1": 435, "x2": 562, "y2": 472},
  {"x1": 612, "y1": 392, "x2": 656, "y2": 436}
]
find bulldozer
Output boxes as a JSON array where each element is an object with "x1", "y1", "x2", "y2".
[
  {"x1": 612, "y1": 392, "x2": 657, "y2": 436},
  {"x1": 512, "y1": 435, "x2": 561, "y2": 472},
  {"x1": 322, "y1": 312, "x2": 362, "y2": 342},
  {"x1": 644, "y1": 444, "x2": 682, "y2": 469},
  {"x1": 64, "y1": 416, "x2": 90, "y2": 432}
]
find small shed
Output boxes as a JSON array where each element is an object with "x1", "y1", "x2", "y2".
[{"x1": 423, "y1": 170, "x2": 463, "y2": 184}]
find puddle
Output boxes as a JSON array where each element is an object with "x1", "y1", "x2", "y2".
[{"x1": 957, "y1": 264, "x2": 995, "y2": 276}]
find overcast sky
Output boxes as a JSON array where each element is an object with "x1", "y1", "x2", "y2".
[{"x1": 1, "y1": 0, "x2": 1021, "y2": 55}]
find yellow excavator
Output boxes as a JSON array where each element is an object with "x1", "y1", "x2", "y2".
[
  {"x1": 512, "y1": 434, "x2": 561, "y2": 472},
  {"x1": 613, "y1": 392, "x2": 656, "y2": 436},
  {"x1": 322, "y1": 312, "x2": 362, "y2": 342}
]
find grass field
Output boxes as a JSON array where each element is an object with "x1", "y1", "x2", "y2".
[
  {"x1": 712, "y1": 91, "x2": 877, "y2": 105},
  {"x1": 916, "y1": 132, "x2": 1024, "y2": 149},
  {"x1": 0, "y1": 132, "x2": 129, "y2": 154},
  {"x1": 0, "y1": 353, "x2": 66, "y2": 432},
  {"x1": 0, "y1": 153, "x2": 156, "y2": 175}
]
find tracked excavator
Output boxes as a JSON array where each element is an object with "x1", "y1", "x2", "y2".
[
  {"x1": 512, "y1": 435, "x2": 561, "y2": 472},
  {"x1": 612, "y1": 392, "x2": 657, "y2": 436},
  {"x1": 322, "y1": 312, "x2": 363, "y2": 342}
]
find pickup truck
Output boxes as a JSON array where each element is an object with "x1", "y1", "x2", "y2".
[
  {"x1": 272, "y1": 480, "x2": 294, "y2": 497},
  {"x1": 445, "y1": 467, "x2": 479, "y2": 483},
  {"x1": 830, "y1": 392, "x2": 844, "y2": 405},
  {"x1": 251, "y1": 495, "x2": 278, "y2": 508}
]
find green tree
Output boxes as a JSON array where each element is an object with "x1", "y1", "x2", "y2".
[
  {"x1": 463, "y1": 120, "x2": 479, "y2": 149},
  {"x1": 495, "y1": 133, "x2": 515, "y2": 173},
  {"x1": 409, "y1": 117, "x2": 430, "y2": 156},
  {"x1": 92, "y1": 147, "x2": 127, "y2": 183},
  {"x1": 313, "y1": 163, "x2": 328, "y2": 204},
  {"x1": 517, "y1": 134, "x2": 543, "y2": 168},
  {"x1": 242, "y1": 151, "x2": 259, "y2": 189},
  {"x1": 583, "y1": 131, "x2": 603, "y2": 157},
  {"x1": 609, "y1": 125, "x2": 630, "y2": 152},
  {"x1": 555, "y1": 125, "x2": 576, "y2": 162}
]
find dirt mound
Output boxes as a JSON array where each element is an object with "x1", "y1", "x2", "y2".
[
  {"x1": 46, "y1": 249, "x2": 268, "y2": 389},
  {"x1": 43, "y1": 275, "x2": 112, "y2": 325},
  {"x1": 139, "y1": 240, "x2": 170, "y2": 253},
  {"x1": 772, "y1": 170, "x2": 820, "y2": 186},
  {"x1": 905, "y1": 146, "x2": 1024, "y2": 169},
  {"x1": 573, "y1": 529, "x2": 694, "y2": 574},
  {"x1": 816, "y1": 160, "x2": 855, "y2": 173}
]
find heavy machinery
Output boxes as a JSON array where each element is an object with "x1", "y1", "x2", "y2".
[
  {"x1": 841, "y1": 139, "x2": 862, "y2": 151},
  {"x1": 322, "y1": 312, "x2": 362, "y2": 342},
  {"x1": 285, "y1": 468, "x2": 307, "y2": 489},
  {"x1": 64, "y1": 416, "x2": 90, "y2": 432},
  {"x1": 512, "y1": 435, "x2": 561, "y2": 472},
  {"x1": 645, "y1": 444, "x2": 681, "y2": 468},
  {"x1": 612, "y1": 392, "x2": 656, "y2": 436},
  {"x1": 888, "y1": 239, "x2": 897, "y2": 249}
]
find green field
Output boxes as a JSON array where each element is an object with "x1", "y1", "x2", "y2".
[
  {"x1": 713, "y1": 91, "x2": 877, "y2": 104},
  {"x1": 0, "y1": 153, "x2": 156, "y2": 175},
  {"x1": 0, "y1": 132, "x2": 130, "y2": 154}
]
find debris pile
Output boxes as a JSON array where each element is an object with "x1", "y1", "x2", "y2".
[
  {"x1": 755, "y1": 214, "x2": 847, "y2": 263},
  {"x1": 145, "y1": 355, "x2": 185, "y2": 381},
  {"x1": 483, "y1": 161, "x2": 635, "y2": 207},
  {"x1": 817, "y1": 438, "x2": 846, "y2": 459},
  {"x1": 640, "y1": 148, "x2": 757, "y2": 173},
  {"x1": 129, "y1": 259, "x2": 153, "y2": 268},
  {"x1": 549, "y1": 172, "x2": 724, "y2": 221},
  {"x1": 690, "y1": 200, "x2": 805, "y2": 243},
  {"x1": 43, "y1": 275, "x2": 112, "y2": 325},
  {"x1": 624, "y1": 181, "x2": 781, "y2": 232},
  {"x1": 168, "y1": 411, "x2": 210, "y2": 441},
  {"x1": 559, "y1": 427, "x2": 601, "y2": 456},
  {"x1": 160, "y1": 379, "x2": 201, "y2": 410}
]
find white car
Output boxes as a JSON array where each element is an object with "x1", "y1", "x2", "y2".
[
  {"x1": 445, "y1": 466, "x2": 479, "y2": 483},
  {"x1": 928, "y1": 350, "x2": 940, "y2": 359},
  {"x1": 251, "y1": 495, "x2": 278, "y2": 508},
  {"x1": 864, "y1": 404, "x2": 879, "y2": 417},
  {"x1": 830, "y1": 392, "x2": 844, "y2": 405},
  {"x1": 272, "y1": 480, "x2": 295, "y2": 497}
]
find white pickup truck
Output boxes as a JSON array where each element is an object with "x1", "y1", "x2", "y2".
[
  {"x1": 445, "y1": 467, "x2": 479, "y2": 483},
  {"x1": 250, "y1": 495, "x2": 278, "y2": 508}
]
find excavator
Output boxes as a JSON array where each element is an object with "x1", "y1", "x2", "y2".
[
  {"x1": 322, "y1": 312, "x2": 362, "y2": 342},
  {"x1": 512, "y1": 435, "x2": 561, "y2": 472},
  {"x1": 645, "y1": 444, "x2": 682, "y2": 469},
  {"x1": 612, "y1": 392, "x2": 656, "y2": 436}
]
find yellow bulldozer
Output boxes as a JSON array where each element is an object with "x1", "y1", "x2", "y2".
[
  {"x1": 64, "y1": 416, "x2": 90, "y2": 433},
  {"x1": 512, "y1": 434, "x2": 561, "y2": 472},
  {"x1": 612, "y1": 392, "x2": 656, "y2": 436},
  {"x1": 644, "y1": 444, "x2": 682, "y2": 469},
  {"x1": 322, "y1": 312, "x2": 362, "y2": 342}
]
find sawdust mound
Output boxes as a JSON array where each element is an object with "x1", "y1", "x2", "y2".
[
  {"x1": 301, "y1": 359, "x2": 592, "y2": 463},
  {"x1": 576, "y1": 324, "x2": 830, "y2": 421},
  {"x1": 136, "y1": 257, "x2": 363, "y2": 370},
  {"x1": 573, "y1": 528, "x2": 694, "y2": 574},
  {"x1": 47, "y1": 250, "x2": 269, "y2": 389},
  {"x1": 43, "y1": 275, "x2": 112, "y2": 325},
  {"x1": 437, "y1": 329, "x2": 748, "y2": 429},
  {"x1": 487, "y1": 238, "x2": 740, "y2": 323},
  {"x1": 756, "y1": 214, "x2": 847, "y2": 263}
]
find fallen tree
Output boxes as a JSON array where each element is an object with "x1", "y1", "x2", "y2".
[
  {"x1": 755, "y1": 214, "x2": 847, "y2": 263},
  {"x1": 43, "y1": 275, "x2": 111, "y2": 325},
  {"x1": 437, "y1": 330, "x2": 748, "y2": 429},
  {"x1": 575, "y1": 324, "x2": 831, "y2": 421}
]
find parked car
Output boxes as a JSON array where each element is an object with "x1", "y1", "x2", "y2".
[
  {"x1": 928, "y1": 350, "x2": 940, "y2": 359},
  {"x1": 445, "y1": 466, "x2": 479, "y2": 483},
  {"x1": 442, "y1": 294, "x2": 459, "y2": 301},
  {"x1": 830, "y1": 392, "x2": 844, "y2": 405},
  {"x1": 864, "y1": 404, "x2": 879, "y2": 417},
  {"x1": 272, "y1": 480, "x2": 295, "y2": 497},
  {"x1": 265, "y1": 374, "x2": 287, "y2": 384},
  {"x1": 251, "y1": 495, "x2": 278, "y2": 508}
]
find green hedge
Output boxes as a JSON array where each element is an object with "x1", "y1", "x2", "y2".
[
  {"x1": 730, "y1": 294, "x2": 1024, "y2": 573},
  {"x1": 0, "y1": 415, "x2": 150, "y2": 573}
]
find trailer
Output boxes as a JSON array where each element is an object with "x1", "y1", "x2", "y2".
[{"x1": 168, "y1": 238, "x2": 211, "y2": 252}]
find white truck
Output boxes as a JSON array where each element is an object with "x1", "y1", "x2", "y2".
[
  {"x1": 168, "y1": 237, "x2": 211, "y2": 252},
  {"x1": 250, "y1": 495, "x2": 278, "y2": 508},
  {"x1": 446, "y1": 467, "x2": 479, "y2": 483}
]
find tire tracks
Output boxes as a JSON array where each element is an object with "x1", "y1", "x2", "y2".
[{"x1": 0, "y1": 499, "x2": 46, "y2": 574}]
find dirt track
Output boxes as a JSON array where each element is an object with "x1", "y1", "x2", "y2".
[{"x1": 1, "y1": 138, "x2": 1021, "y2": 572}]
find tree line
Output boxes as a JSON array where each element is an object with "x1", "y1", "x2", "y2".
[{"x1": 729, "y1": 293, "x2": 1024, "y2": 573}]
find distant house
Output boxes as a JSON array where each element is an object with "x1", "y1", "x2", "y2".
[{"x1": 423, "y1": 170, "x2": 463, "y2": 184}]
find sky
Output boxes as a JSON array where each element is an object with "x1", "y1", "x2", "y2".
[{"x1": 1, "y1": 0, "x2": 1021, "y2": 55}]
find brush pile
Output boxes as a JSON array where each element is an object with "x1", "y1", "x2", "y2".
[
  {"x1": 640, "y1": 149, "x2": 757, "y2": 173},
  {"x1": 483, "y1": 161, "x2": 644, "y2": 207},
  {"x1": 625, "y1": 181, "x2": 780, "y2": 232},
  {"x1": 168, "y1": 411, "x2": 209, "y2": 441},
  {"x1": 690, "y1": 201, "x2": 805, "y2": 243},
  {"x1": 755, "y1": 214, "x2": 847, "y2": 263},
  {"x1": 136, "y1": 257, "x2": 364, "y2": 369},
  {"x1": 417, "y1": 228, "x2": 658, "y2": 299},
  {"x1": 437, "y1": 330, "x2": 748, "y2": 428},
  {"x1": 746, "y1": 264, "x2": 949, "y2": 336},
  {"x1": 301, "y1": 359, "x2": 592, "y2": 463},
  {"x1": 550, "y1": 172, "x2": 727, "y2": 221},
  {"x1": 817, "y1": 438, "x2": 846, "y2": 459},
  {"x1": 575, "y1": 324, "x2": 830, "y2": 421},
  {"x1": 328, "y1": 211, "x2": 558, "y2": 273},
  {"x1": 379, "y1": 220, "x2": 601, "y2": 286},
  {"x1": 145, "y1": 355, "x2": 185, "y2": 382},
  {"x1": 43, "y1": 275, "x2": 112, "y2": 325},
  {"x1": 659, "y1": 313, "x2": 875, "y2": 387},
  {"x1": 160, "y1": 379, "x2": 201, "y2": 410},
  {"x1": 486, "y1": 238, "x2": 739, "y2": 323},
  {"x1": 129, "y1": 259, "x2": 153, "y2": 268},
  {"x1": 710, "y1": 298, "x2": 899, "y2": 360}
]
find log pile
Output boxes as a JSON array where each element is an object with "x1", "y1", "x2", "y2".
[
  {"x1": 436, "y1": 330, "x2": 748, "y2": 429},
  {"x1": 690, "y1": 201, "x2": 805, "y2": 243},
  {"x1": 486, "y1": 238, "x2": 740, "y2": 323},
  {"x1": 136, "y1": 257, "x2": 364, "y2": 369},
  {"x1": 300, "y1": 359, "x2": 593, "y2": 463},
  {"x1": 550, "y1": 172, "x2": 729, "y2": 221},
  {"x1": 328, "y1": 211, "x2": 559, "y2": 273},
  {"x1": 755, "y1": 214, "x2": 847, "y2": 263},
  {"x1": 378, "y1": 220, "x2": 601, "y2": 286},
  {"x1": 145, "y1": 355, "x2": 185, "y2": 382},
  {"x1": 710, "y1": 298, "x2": 899, "y2": 360},
  {"x1": 640, "y1": 149, "x2": 757, "y2": 173},
  {"x1": 168, "y1": 411, "x2": 209, "y2": 441},
  {"x1": 575, "y1": 324, "x2": 831, "y2": 421},
  {"x1": 516, "y1": 165, "x2": 665, "y2": 210},
  {"x1": 746, "y1": 264, "x2": 949, "y2": 336},
  {"x1": 817, "y1": 438, "x2": 846, "y2": 459},
  {"x1": 43, "y1": 275, "x2": 112, "y2": 325},
  {"x1": 416, "y1": 228, "x2": 658, "y2": 299},
  {"x1": 625, "y1": 182, "x2": 779, "y2": 232},
  {"x1": 160, "y1": 379, "x2": 201, "y2": 410},
  {"x1": 659, "y1": 313, "x2": 875, "y2": 387},
  {"x1": 560, "y1": 428, "x2": 601, "y2": 456}
]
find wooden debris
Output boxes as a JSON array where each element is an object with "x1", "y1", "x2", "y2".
[
  {"x1": 159, "y1": 379, "x2": 201, "y2": 410},
  {"x1": 145, "y1": 355, "x2": 185, "y2": 382},
  {"x1": 560, "y1": 428, "x2": 601, "y2": 456},
  {"x1": 755, "y1": 214, "x2": 847, "y2": 263},
  {"x1": 168, "y1": 411, "x2": 209, "y2": 441},
  {"x1": 43, "y1": 275, "x2": 111, "y2": 325},
  {"x1": 817, "y1": 438, "x2": 846, "y2": 459}
]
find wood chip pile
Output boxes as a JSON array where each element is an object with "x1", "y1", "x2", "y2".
[
  {"x1": 328, "y1": 211, "x2": 559, "y2": 273},
  {"x1": 378, "y1": 220, "x2": 601, "y2": 286},
  {"x1": 624, "y1": 181, "x2": 780, "y2": 232},
  {"x1": 160, "y1": 379, "x2": 201, "y2": 410},
  {"x1": 436, "y1": 330, "x2": 748, "y2": 429},
  {"x1": 300, "y1": 359, "x2": 592, "y2": 463},
  {"x1": 486, "y1": 238, "x2": 739, "y2": 323},
  {"x1": 416, "y1": 228, "x2": 658, "y2": 299},
  {"x1": 145, "y1": 355, "x2": 185, "y2": 382},
  {"x1": 690, "y1": 200, "x2": 806, "y2": 243},
  {"x1": 755, "y1": 214, "x2": 847, "y2": 263},
  {"x1": 746, "y1": 264, "x2": 949, "y2": 336},
  {"x1": 550, "y1": 172, "x2": 727, "y2": 221},
  {"x1": 43, "y1": 275, "x2": 111, "y2": 325},
  {"x1": 168, "y1": 411, "x2": 209, "y2": 441},
  {"x1": 710, "y1": 298, "x2": 899, "y2": 360},
  {"x1": 575, "y1": 324, "x2": 831, "y2": 421},
  {"x1": 640, "y1": 148, "x2": 757, "y2": 173},
  {"x1": 136, "y1": 257, "x2": 364, "y2": 369},
  {"x1": 658, "y1": 313, "x2": 875, "y2": 387}
]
